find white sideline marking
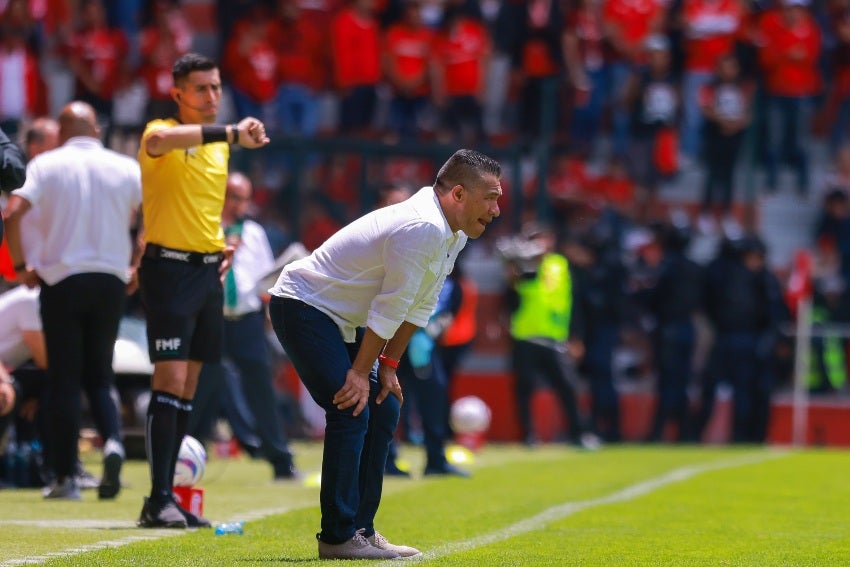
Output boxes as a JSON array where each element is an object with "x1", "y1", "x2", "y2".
[
  {"x1": 0, "y1": 452, "x2": 788, "y2": 566},
  {"x1": 0, "y1": 506, "x2": 298, "y2": 566},
  {"x1": 375, "y1": 450, "x2": 789, "y2": 566}
]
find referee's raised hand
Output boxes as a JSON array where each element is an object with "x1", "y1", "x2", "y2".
[{"x1": 235, "y1": 117, "x2": 270, "y2": 148}]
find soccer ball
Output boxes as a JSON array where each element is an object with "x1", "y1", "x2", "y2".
[
  {"x1": 174, "y1": 435, "x2": 207, "y2": 487},
  {"x1": 450, "y1": 396, "x2": 492, "y2": 434}
]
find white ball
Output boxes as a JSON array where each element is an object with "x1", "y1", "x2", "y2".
[
  {"x1": 174, "y1": 435, "x2": 207, "y2": 487},
  {"x1": 450, "y1": 396, "x2": 492, "y2": 434}
]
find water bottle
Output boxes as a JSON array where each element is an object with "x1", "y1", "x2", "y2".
[{"x1": 214, "y1": 521, "x2": 244, "y2": 536}]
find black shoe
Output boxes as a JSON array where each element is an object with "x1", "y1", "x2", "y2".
[
  {"x1": 423, "y1": 463, "x2": 471, "y2": 478},
  {"x1": 137, "y1": 497, "x2": 188, "y2": 528},
  {"x1": 98, "y1": 445, "x2": 124, "y2": 500},
  {"x1": 384, "y1": 461, "x2": 411, "y2": 477},
  {"x1": 173, "y1": 497, "x2": 212, "y2": 528},
  {"x1": 272, "y1": 461, "x2": 302, "y2": 481}
]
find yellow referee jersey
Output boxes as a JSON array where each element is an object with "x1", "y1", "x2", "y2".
[{"x1": 138, "y1": 118, "x2": 228, "y2": 253}]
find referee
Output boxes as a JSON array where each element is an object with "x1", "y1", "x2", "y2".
[{"x1": 135, "y1": 53, "x2": 269, "y2": 528}]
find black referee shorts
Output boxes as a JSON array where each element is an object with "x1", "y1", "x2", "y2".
[{"x1": 138, "y1": 254, "x2": 224, "y2": 363}]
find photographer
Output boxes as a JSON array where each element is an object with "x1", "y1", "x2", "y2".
[
  {"x1": 500, "y1": 222, "x2": 598, "y2": 449},
  {"x1": 0, "y1": 126, "x2": 27, "y2": 246}
]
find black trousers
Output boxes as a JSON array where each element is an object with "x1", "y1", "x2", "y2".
[
  {"x1": 39, "y1": 273, "x2": 125, "y2": 478},
  {"x1": 512, "y1": 338, "x2": 584, "y2": 442}
]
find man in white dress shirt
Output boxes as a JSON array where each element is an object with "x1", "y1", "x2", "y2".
[
  {"x1": 268, "y1": 149, "x2": 502, "y2": 560},
  {"x1": 189, "y1": 171, "x2": 298, "y2": 479},
  {"x1": 3, "y1": 101, "x2": 141, "y2": 500}
]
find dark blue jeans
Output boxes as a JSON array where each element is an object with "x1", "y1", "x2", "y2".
[{"x1": 269, "y1": 297, "x2": 400, "y2": 543}]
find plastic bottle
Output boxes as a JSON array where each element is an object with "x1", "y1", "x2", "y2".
[{"x1": 214, "y1": 521, "x2": 244, "y2": 536}]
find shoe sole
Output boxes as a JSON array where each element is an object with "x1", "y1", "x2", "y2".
[
  {"x1": 98, "y1": 453, "x2": 123, "y2": 500},
  {"x1": 137, "y1": 518, "x2": 188, "y2": 529}
]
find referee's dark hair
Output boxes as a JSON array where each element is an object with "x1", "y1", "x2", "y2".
[{"x1": 172, "y1": 52, "x2": 218, "y2": 87}]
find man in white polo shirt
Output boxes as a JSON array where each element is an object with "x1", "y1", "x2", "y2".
[
  {"x1": 268, "y1": 149, "x2": 502, "y2": 560},
  {"x1": 3, "y1": 101, "x2": 142, "y2": 501}
]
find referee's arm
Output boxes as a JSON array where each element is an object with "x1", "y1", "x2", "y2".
[{"x1": 143, "y1": 118, "x2": 269, "y2": 157}]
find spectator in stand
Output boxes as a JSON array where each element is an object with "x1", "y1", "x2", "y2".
[
  {"x1": 563, "y1": 0, "x2": 608, "y2": 157},
  {"x1": 331, "y1": 0, "x2": 382, "y2": 135},
  {"x1": 814, "y1": 187, "x2": 850, "y2": 286},
  {"x1": 37, "y1": 0, "x2": 75, "y2": 119},
  {"x1": 698, "y1": 53, "x2": 753, "y2": 235},
  {"x1": 299, "y1": 192, "x2": 343, "y2": 252},
  {"x1": 757, "y1": 0, "x2": 822, "y2": 196},
  {"x1": 824, "y1": 145, "x2": 850, "y2": 192},
  {"x1": 510, "y1": 0, "x2": 564, "y2": 144},
  {"x1": 223, "y1": 3, "x2": 283, "y2": 132},
  {"x1": 479, "y1": 0, "x2": 515, "y2": 138},
  {"x1": 823, "y1": 0, "x2": 850, "y2": 155},
  {"x1": 66, "y1": 0, "x2": 130, "y2": 137},
  {"x1": 382, "y1": 0, "x2": 435, "y2": 141},
  {"x1": 678, "y1": 0, "x2": 746, "y2": 165},
  {"x1": 431, "y1": 3, "x2": 491, "y2": 146},
  {"x1": 602, "y1": 0, "x2": 666, "y2": 158},
  {"x1": 274, "y1": 0, "x2": 326, "y2": 138},
  {"x1": 138, "y1": 0, "x2": 193, "y2": 122},
  {"x1": 0, "y1": 0, "x2": 46, "y2": 137},
  {"x1": 622, "y1": 34, "x2": 680, "y2": 213}
]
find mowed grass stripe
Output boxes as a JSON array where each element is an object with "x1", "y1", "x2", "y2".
[
  {"x1": 8, "y1": 445, "x2": 833, "y2": 567},
  {"x1": 372, "y1": 450, "x2": 788, "y2": 566}
]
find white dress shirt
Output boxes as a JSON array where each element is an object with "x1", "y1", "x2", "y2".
[
  {"x1": 13, "y1": 137, "x2": 142, "y2": 285},
  {"x1": 225, "y1": 218, "x2": 275, "y2": 317},
  {"x1": 0, "y1": 285, "x2": 41, "y2": 369},
  {"x1": 269, "y1": 186, "x2": 467, "y2": 342}
]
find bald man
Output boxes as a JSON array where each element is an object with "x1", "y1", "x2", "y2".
[
  {"x1": 188, "y1": 171, "x2": 299, "y2": 480},
  {"x1": 4, "y1": 101, "x2": 142, "y2": 500}
]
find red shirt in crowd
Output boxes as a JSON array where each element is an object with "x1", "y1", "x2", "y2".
[
  {"x1": 383, "y1": 19, "x2": 434, "y2": 97},
  {"x1": 432, "y1": 17, "x2": 491, "y2": 98},
  {"x1": 276, "y1": 13, "x2": 326, "y2": 91},
  {"x1": 138, "y1": 11, "x2": 192, "y2": 101},
  {"x1": 0, "y1": 40, "x2": 46, "y2": 118},
  {"x1": 602, "y1": 0, "x2": 665, "y2": 64},
  {"x1": 68, "y1": 25, "x2": 129, "y2": 99},
  {"x1": 330, "y1": 6, "x2": 381, "y2": 90},
  {"x1": 223, "y1": 19, "x2": 280, "y2": 103},
  {"x1": 682, "y1": 0, "x2": 745, "y2": 72},
  {"x1": 757, "y1": 6, "x2": 822, "y2": 97}
]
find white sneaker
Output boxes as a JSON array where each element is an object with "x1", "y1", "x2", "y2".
[
  {"x1": 317, "y1": 531, "x2": 400, "y2": 560},
  {"x1": 367, "y1": 530, "x2": 423, "y2": 559}
]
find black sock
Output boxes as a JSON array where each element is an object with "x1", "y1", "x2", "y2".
[
  {"x1": 169, "y1": 398, "x2": 193, "y2": 489},
  {"x1": 146, "y1": 391, "x2": 181, "y2": 502}
]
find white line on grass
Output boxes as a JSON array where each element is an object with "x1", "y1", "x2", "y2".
[
  {"x1": 0, "y1": 505, "x2": 300, "y2": 566},
  {"x1": 375, "y1": 450, "x2": 790, "y2": 566}
]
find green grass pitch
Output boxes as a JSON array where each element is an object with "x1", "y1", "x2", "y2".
[{"x1": 1, "y1": 442, "x2": 848, "y2": 566}]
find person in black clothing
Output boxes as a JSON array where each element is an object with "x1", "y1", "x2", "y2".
[
  {"x1": 563, "y1": 223, "x2": 628, "y2": 442},
  {"x1": 637, "y1": 221, "x2": 704, "y2": 442},
  {"x1": 693, "y1": 235, "x2": 789, "y2": 443},
  {"x1": 0, "y1": 126, "x2": 27, "y2": 245}
]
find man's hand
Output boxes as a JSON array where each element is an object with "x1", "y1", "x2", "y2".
[
  {"x1": 126, "y1": 266, "x2": 139, "y2": 295},
  {"x1": 235, "y1": 117, "x2": 270, "y2": 149},
  {"x1": 333, "y1": 368, "x2": 371, "y2": 416},
  {"x1": 376, "y1": 365, "x2": 403, "y2": 406},
  {"x1": 15, "y1": 267, "x2": 38, "y2": 289},
  {"x1": 218, "y1": 246, "x2": 235, "y2": 284}
]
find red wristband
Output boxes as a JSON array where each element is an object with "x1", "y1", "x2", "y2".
[{"x1": 378, "y1": 353, "x2": 400, "y2": 369}]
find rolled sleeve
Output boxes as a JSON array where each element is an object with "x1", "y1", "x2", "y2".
[{"x1": 367, "y1": 222, "x2": 442, "y2": 339}]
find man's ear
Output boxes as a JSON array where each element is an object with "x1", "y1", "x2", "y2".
[{"x1": 452, "y1": 184, "x2": 464, "y2": 202}]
